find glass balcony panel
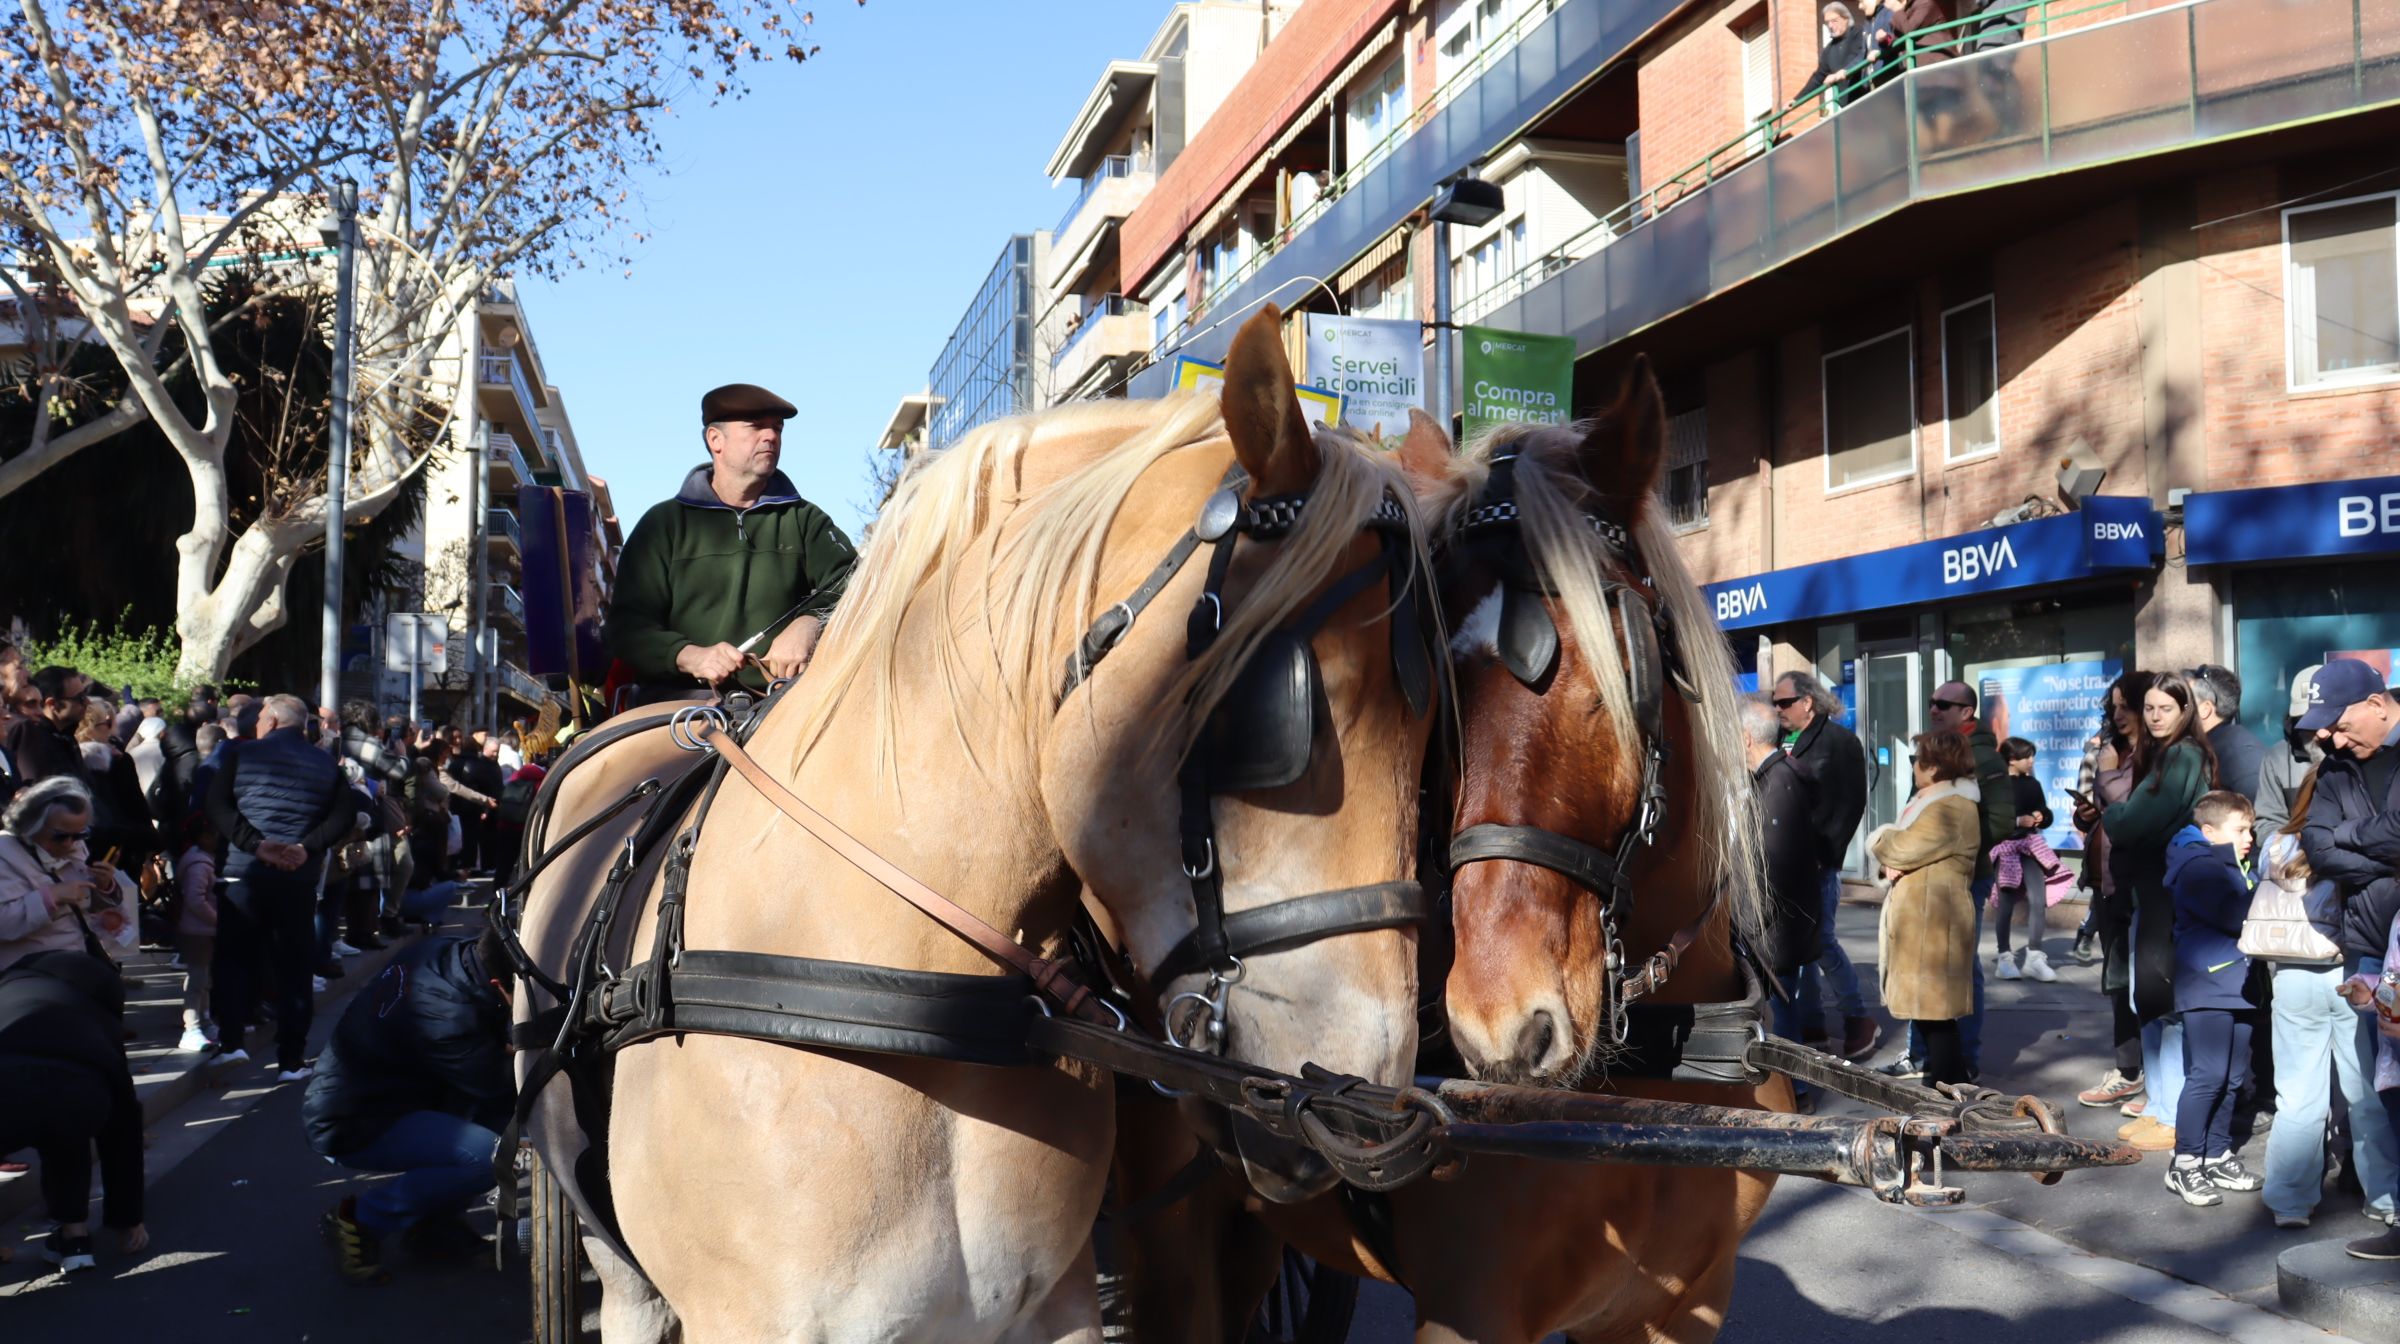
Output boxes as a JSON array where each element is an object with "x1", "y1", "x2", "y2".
[
  {"x1": 1834, "y1": 80, "x2": 1911, "y2": 228},
  {"x1": 2044, "y1": 8, "x2": 2195, "y2": 170},
  {"x1": 1707, "y1": 152, "x2": 1772, "y2": 291},
  {"x1": 2195, "y1": 0, "x2": 2360, "y2": 132},
  {"x1": 1911, "y1": 45, "x2": 2048, "y2": 195},
  {"x1": 1562, "y1": 240, "x2": 1610, "y2": 343},
  {"x1": 2367, "y1": 0, "x2": 2400, "y2": 102},
  {"x1": 1767, "y1": 117, "x2": 1840, "y2": 263}
]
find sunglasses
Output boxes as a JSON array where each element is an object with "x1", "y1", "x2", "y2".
[
  {"x1": 1772, "y1": 696, "x2": 1803, "y2": 709},
  {"x1": 1930, "y1": 698, "x2": 1973, "y2": 712},
  {"x1": 43, "y1": 828, "x2": 93, "y2": 843}
]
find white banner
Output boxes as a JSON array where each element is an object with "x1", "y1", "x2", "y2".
[
  {"x1": 1304, "y1": 314, "x2": 1425, "y2": 437},
  {"x1": 383, "y1": 613, "x2": 448, "y2": 673}
]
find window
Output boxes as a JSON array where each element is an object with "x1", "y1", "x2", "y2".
[
  {"x1": 1821, "y1": 327, "x2": 1916, "y2": 491},
  {"x1": 1666, "y1": 407, "x2": 1708, "y2": 528},
  {"x1": 2285, "y1": 193, "x2": 2400, "y2": 389},
  {"x1": 1436, "y1": 0, "x2": 1533, "y2": 83},
  {"x1": 1737, "y1": 17, "x2": 1774, "y2": 154},
  {"x1": 1941, "y1": 297, "x2": 2000, "y2": 459},
  {"x1": 1346, "y1": 56, "x2": 1407, "y2": 174},
  {"x1": 1347, "y1": 254, "x2": 1411, "y2": 322}
]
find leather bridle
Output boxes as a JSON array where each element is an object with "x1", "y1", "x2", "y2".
[
  {"x1": 1061, "y1": 464, "x2": 1440, "y2": 1055},
  {"x1": 1439, "y1": 454, "x2": 1712, "y2": 1045}
]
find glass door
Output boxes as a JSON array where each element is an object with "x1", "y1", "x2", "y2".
[{"x1": 1854, "y1": 644, "x2": 1924, "y2": 872}]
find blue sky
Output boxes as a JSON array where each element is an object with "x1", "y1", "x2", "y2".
[{"x1": 522, "y1": 1, "x2": 1168, "y2": 538}]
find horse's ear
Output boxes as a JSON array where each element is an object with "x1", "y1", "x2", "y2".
[
  {"x1": 1221, "y1": 304, "x2": 1316, "y2": 496},
  {"x1": 1393, "y1": 408, "x2": 1454, "y2": 501},
  {"x1": 1575, "y1": 354, "x2": 1667, "y2": 525}
]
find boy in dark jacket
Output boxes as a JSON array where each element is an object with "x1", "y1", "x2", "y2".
[
  {"x1": 306, "y1": 927, "x2": 514, "y2": 1281},
  {"x1": 2163, "y1": 791, "x2": 2265, "y2": 1206}
]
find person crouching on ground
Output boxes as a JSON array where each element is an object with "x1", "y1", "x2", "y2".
[
  {"x1": 0, "y1": 950, "x2": 148, "y2": 1271},
  {"x1": 1991, "y1": 736, "x2": 2062, "y2": 983},
  {"x1": 2164, "y1": 790, "x2": 2266, "y2": 1206},
  {"x1": 306, "y1": 925, "x2": 515, "y2": 1283},
  {"x1": 1871, "y1": 731, "x2": 1984, "y2": 1087}
]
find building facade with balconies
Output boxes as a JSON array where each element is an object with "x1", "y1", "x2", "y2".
[{"x1": 1105, "y1": 0, "x2": 2400, "y2": 865}]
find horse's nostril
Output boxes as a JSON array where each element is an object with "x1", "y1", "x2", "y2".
[{"x1": 1515, "y1": 1010, "x2": 1556, "y2": 1069}]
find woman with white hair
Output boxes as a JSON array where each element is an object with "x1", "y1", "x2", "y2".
[{"x1": 0, "y1": 776, "x2": 116, "y2": 973}]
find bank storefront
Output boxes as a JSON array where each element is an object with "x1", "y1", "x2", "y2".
[
  {"x1": 1702, "y1": 497, "x2": 2161, "y2": 874},
  {"x1": 2187, "y1": 475, "x2": 2400, "y2": 734}
]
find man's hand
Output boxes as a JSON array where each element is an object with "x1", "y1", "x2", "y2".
[
  {"x1": 760, "y1": 615, "x2": 825, "y2": 682},
  {"x1": 674, "y1": 641, "x2": 748, "y2": 686},
  {"x1": 114, "y1": 1224, "x2": 149, "y2": 1254},
  {"x1": 256, "y1": 840, "x2": 306, "y2": 871}
]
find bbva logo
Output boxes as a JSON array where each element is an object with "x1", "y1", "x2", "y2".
[
  {"x1": 1942, "y1": 536, "x2": 2018, "y2": 584},
  {"x1": 1714, "y1": 583, "x2": 1768, "y2": 621},
  {"x1": 2093, "y1": 521, "x2": 2144, "y2": 541}
]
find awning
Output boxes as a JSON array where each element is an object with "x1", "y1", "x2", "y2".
[
  {"x1": 1337, "y1": 225, "x2": 1410, "y2": 295},
  {"x1": 1194, "y1": 20, "x2": 1400, "y2": 242}
]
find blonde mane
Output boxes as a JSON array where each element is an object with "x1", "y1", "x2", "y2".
[
  {"x1": 793, "y1": 393, "x2": 1429, "y2": 785},
  {"x1": 1436, "y1": 423, "x2": 1770, "y2": 948}
]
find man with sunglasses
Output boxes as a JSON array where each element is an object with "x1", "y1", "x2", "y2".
[
  {"x1": 3, "y1": 665, "x2": 96, "y2": 795},
  {"x1": 1886, "y1": 680, "x2": 2015, "y2": 1081},
  {"x1": 1773, "y1": 671, "x2": 1878, "y2": 1060}
]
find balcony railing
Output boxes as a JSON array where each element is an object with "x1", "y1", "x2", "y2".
[
  {"x1": 1057, "y1": 153, "x2": 1152, "y2": 234},
  {"x1": 1463, "y1": 0, "x2": 2399, "y2": 358},
  {"x1": 478, "y1": 351, "x2": 541, "y2": 430},
  {"x1": 487, "y1": 431, "x2": 529, "y2": 485},
  {"x1": 1052, "y1": 295, "x2": 1138, "y2": 369},
  {"x1": 500, "y1": 661, "x2": 550, "y2": 708},
  {"x1": 485, "y1": 507, "x2": 520, "y2": 556},
  {"x1": 492, "y1": 582, "x2": 525, "y2": 627}
]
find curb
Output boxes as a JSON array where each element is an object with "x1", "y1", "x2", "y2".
[{"x1": 2278, "y1": 1240, "x2": 2400, "y2": 1340}]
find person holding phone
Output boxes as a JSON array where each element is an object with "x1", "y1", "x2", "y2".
[{"x1": 0, "y1": 777, "x2": 114, "y2": 974}]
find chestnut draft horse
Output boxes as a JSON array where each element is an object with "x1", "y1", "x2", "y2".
[
  {"x1": 1111, "y1": 363, "x2": 1787, "y2": 1344},
  {"x1": 512, "y1": 309, "x2": 1444, "y2": 1343}
]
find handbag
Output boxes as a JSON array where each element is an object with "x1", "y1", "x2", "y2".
[{"x1": 2239, "y1": 875, "x2": 2343, "y2": 964}]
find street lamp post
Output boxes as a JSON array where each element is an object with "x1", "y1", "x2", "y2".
[
  {"x1": 317, "y1": 180, "x2": 360, "y2": 715},
  {"x1": 1427, "y1": 175, "x2": 1505, "y2": 432}
]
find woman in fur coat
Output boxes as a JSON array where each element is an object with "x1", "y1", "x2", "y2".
[{"x1": 1873, "y1": 729, "x2": 1985, "y2": 1085}]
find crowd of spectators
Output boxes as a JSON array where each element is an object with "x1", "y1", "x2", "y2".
[
  {"x1": 1747, "y1": 657, "x2": 2400, "y2": 1260},
  {"x1": 0, "y1": 637, "x2": 550, "y2": 1276}
]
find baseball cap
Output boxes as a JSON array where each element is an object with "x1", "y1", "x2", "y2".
[
  {"x1": 2294, "y1": 658, "x2": 2384, "y2": 732},
  {"x1": 2286, "y1": 663, "x2": 2323, "y2": 719}
]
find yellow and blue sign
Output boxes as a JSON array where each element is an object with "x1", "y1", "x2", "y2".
[{"x1": 1171, "y1": 356, "x2": 1344, "y2": 430}]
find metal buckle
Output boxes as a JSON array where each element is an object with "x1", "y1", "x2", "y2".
[
  {"x1": 668, "y1": 704, "x2": 730, "y2": 752},
  {"x1": 1163, "y1": 957, "x2": 1242, "y2": 1057},
  {"x1": 1181, "y1": 836, "x2": 1217, "y2": 880}
]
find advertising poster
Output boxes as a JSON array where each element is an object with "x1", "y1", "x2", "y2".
[
  {"x1": 1460, "y1": 326, "x2": 1574, "y2": 440},
  {"x1": 1170, "y1": 356, "x2": 1343, "y2": 430},
  {"x1": 1978, "y1": 659, "x2": 2120, "y2": 853},
  {"x1": 1303, "y1": 314, "x2": 1424, "y2": 437}
]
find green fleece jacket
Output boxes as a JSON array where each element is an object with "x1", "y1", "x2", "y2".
[
  {"x1": 1966, "y1": 724, "x2": 2014, "y2": 884},
  {"x1": 604, "y1": 465, "x2": 856, "y2": 691},
  {"x1": 2102, "y1": 739, "x2": 2210, "y2": 853}
]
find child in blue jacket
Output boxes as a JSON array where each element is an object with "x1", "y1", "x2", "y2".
[{"x1": 2163, "y1": 791, "x2": 2264, "y2": 1206}]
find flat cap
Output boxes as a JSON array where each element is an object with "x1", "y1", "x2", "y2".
[{"x1": 701, "y1": 382, "x2": 797, "y2": 425}]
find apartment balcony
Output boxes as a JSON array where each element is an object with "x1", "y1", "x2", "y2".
[
  {"x1": 485, "y1": 507, "x2": 520, "y2": 559},
  {"x1": 500, "y1": 661, "x2": 551, "y2": 710},
  {"x1": 1049, "y1": 297, "x2": 1149, "y2": 399},
  {"x1": 491, "y1": 582, "x2": 525, "y2": 629},
  {"x1": 487, "y1": 431, "x2": 529, "y2": 490},
  {"x1": 1046, "y1": 154, "x2": 1154, "y2": 295},
  {"x1": 539, "y1": 426, "x2": 578, "y2": 489},
  {"x1": 1466, "y1": 0, "x2": 2400, "y2": 365},
  {"x1": 477, "y1": 351, "x2": 544, "y2": 443}
]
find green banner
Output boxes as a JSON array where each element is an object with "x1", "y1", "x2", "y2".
[{"x1": 1460, "y1": 326, "x2": 1575, "y2": 440}]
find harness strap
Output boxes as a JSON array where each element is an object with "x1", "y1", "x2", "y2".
[
  {"x1": 1617, "y1": 881, "x2": 1726, "y2": 1006},
  {"x1": 1152, "y1": 881, "x2": 1430, "y2": 987},
  {"x1": 1448, "y1": 823, "x2": 1626, "y2": 900},
  {"x1": 698, "y1": 725, "x2": 1107, "y2": 1023}
]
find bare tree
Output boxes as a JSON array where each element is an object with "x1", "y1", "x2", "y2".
[{"x1": 0, "y1": 0, "x2": 829, "y2": 679}]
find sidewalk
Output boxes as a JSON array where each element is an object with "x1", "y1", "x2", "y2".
[
  {"x1": 1815, "y1": 891, "x2": 2399, "y2": 1339},
  {"x1": 0, "y1": 883, "x2": 487, "y2": 1235}
]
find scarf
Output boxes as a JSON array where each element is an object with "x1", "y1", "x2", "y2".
[{"x1": 1894, "y1": 776, "x2": 1980, "y2": 829}]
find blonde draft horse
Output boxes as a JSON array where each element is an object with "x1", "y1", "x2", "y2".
[
  {"x1": 1110, "y1": 361, "x2": 1791, "y2": 1344},
  {"x1": 514, "y1": 307, "x2": 1440, "y2": 1343}
]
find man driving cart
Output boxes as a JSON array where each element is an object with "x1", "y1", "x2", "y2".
[{"x1": 604, "y1": 383, "x2": 856, "y2": 702}]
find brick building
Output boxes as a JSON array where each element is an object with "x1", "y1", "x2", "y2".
[{"x1": 1111, "y1": 0, "x2": 2400, "y2": 868}]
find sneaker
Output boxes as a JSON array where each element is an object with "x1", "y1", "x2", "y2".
[
  {"x1": 176, "y1": 1026, "x2": 215, "y2": 1053},
  {"x1": 322, "y1": 1198, "x2": 389, "y2": 1284},
  {"x1": 2347, "y1": 1228, "x2": 2400, "y2": 1260},
  {"x1": 2072, "y1": 929, "x2": 2097, "y2": 964},
  {"x1": 2020, "y1": 950, "x2": 2058, "y2": 983},
  {"x1": 277, "y1": 1064, "x2": 315, "y2": 1083},
  {"x1": 1875, "y1": 1055, "x2": 1924, "y2": 1080},
  {"x1": 1840, "y1": 1016, "x2": 1883, "y2": 1061},
  {"x1": 2078, "y1": 1069, "x2": 2145, "y2": 1107},
  {"x1": 2118, "y1": 1114, "x2": 2156, "y2": 1141},
  {"x1": 312, "y1": 975, "x2": 328, "y2": 993},
  {"x1": 2166, "y1": 1160, "x2": 2223, "y2": 1206},
  {"x1": 1995, "y1": 954, "x2": 2022, "y2": 981},
  {"x1": 2366, "y1": 1205, "x2": 2398, "y2": 1226},
  {"x1": 214, "y1": 1047, "x2": 251, "y2": 1065},
  {"x1": 2129, "y1": 1120, "x2": 2178, "y2": 1152},
  {"x1": 2203, "y1": 1155, "x2": 2263, "y2": 1192},
  {"x1": 40, "y1": 1228, "x2": 96, "y2": 1271},
  {"x1": 2273, "y1": 1212, "x2": 2312, "y2": 1229},
  {"x1": 330, "y1": 939, "x2": 361, "y2": 958},
  {"x1": 2121, "y1": 1097, "x2": 2147, "y2": 1119}
]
